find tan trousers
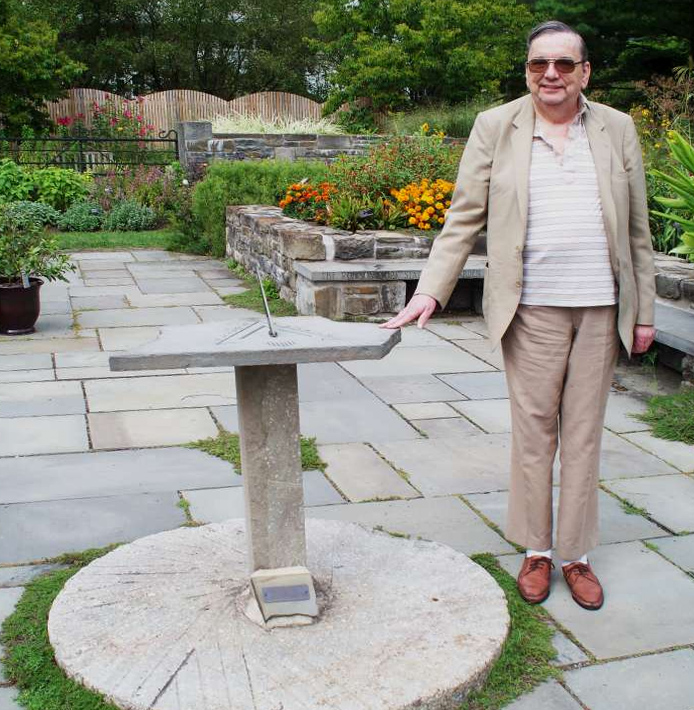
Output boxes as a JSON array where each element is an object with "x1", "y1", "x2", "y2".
[{"x1": 501, "y1": 305, "x2": 619, "y2": 560}]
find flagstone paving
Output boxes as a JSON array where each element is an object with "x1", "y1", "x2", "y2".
[{"x1": 0, "y1": 249, "x2": 693, "y2": 709}]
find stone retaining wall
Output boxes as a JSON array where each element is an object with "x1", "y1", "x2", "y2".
[{"x1": 226, "y1": 205, "x2": 436, "y2": 318}]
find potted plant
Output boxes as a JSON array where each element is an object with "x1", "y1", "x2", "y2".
[{"x1": 0, "y1": 212, "x2": 76, "y2": 335}]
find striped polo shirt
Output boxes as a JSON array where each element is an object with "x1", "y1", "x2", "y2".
[{"x1": 520, "y1": 102, "x2": 617, "y2": 307}]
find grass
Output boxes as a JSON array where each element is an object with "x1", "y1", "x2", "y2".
[
  {"x1": 385, "y1": 99, "x2": 501, "y2": 139},
  {"x1": 223, "y1": 260, "x2": 298, "y2": 316},
  {"x1": 212, "y1": 112, "x2": 345, "y2": 135},
  {"x1": 55, "y1": 227, "x2": 182, "y2": 251},
  {"x1": 636, "y1": 388, "x2": 694, "y2": 445},
  {"x1": 619, "y1": 499, "x2": 650, "y2": 517},
  {"x1": 1, "y1": 546, "x2": 120, "y2": 710},
  {"x1": 187, "y1": 430, "x2": 325, "y2": 471},
  {"x1": 461, "y1": 554, "x2": 559, "y2": 710},
  {"x1": 1, "y1": 548, "x2": 557, "y2": 710}
]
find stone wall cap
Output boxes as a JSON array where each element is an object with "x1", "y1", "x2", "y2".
[
  {"x1": 110, "y1": 316, "x2": 401, "y2": 370},
  {"x1": 295, "y1": 255, "x2": 486, "y2": 281},
  {"x1": 654, "y1": 300, "x2": 694, "y2": 356}
]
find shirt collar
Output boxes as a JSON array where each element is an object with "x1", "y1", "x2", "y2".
[{"x1": 533, "y1": 94, "x2": 588, "y2": 138}]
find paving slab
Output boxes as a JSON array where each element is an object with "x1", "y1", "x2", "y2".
[
  {"x1": 0, "y1": 447, "x2": 238, "y2": 503},
  {"x1": 78, "y1": 259, "x2": 133, "y2": 271},
  {"x1": 0, "y1": 564, "x2": 65, "y2": 587},
  {"x1": 67, "y1": 285, "x2": 141, "y2": 298},
  {"x1": 131, "y1": 250, "x2": 184, "y2": 261},
  {"x1": 466, "y1": 488, "x2": 667, "y2": 547},
  {"x1": 424, "y1": 323, "x2": 484, "y2": 340},
  {"x1": 135, "y1": 277, "x2": 211, "y2": 294},
  {"x1": 373, "y1": 435, "x2": 511, "y2": 495},
  {"x1": 307, "y1": 496, "x2": 515, "y2": 555},
  {"x1": 213, "y1": 397, "x2": 421, "y2": 445},
  {"x1": 0, "y1": 353, "x2": 52, "y2": 371},
  {"x1": 360, "y1": 374, "x2": 464, "y2": 404},
  {"x1": 451, "y1": 399, "x2": 512, "y2": 433},
  {"x1": 0, "y1": 587, "x2": 23, "y2": 625},
  {"x1": 197, "y1": 269, "x2": 239, "y2": 279},
  {"x1": 412, "y1": 417, "x2": 485, "y2": 438},
  {"x1": 81, "y1": 269, "x2": 132, "y2": 279},
  {"x1": 603, "y1": 393, "x2": 650, "y2": 433},
  {"x1": 0, "y1": 381, "x2": 84, "y2": 417},
  {"x1": 0, "y1": 369, "x2": 55, "y2": 383},
  {"x1": 89, "y1": 408, "x2": 219, "y2": 449},
  {"x1": 623, "y1": 431, "x2": 694, "y2": 472},
  {"x1": 57, "y1": 366, "x2": 186, "y2": 380},
  {"x1": 498, "y1": 542, "x2": 694, "y2": 658},
  {"x1": 86, "y1": 373, "x2": 235, "y2": 411},
  {"x1": 98, "y1": 326, "x2": 162, "y2": 351},
  {"x1": 504, "y1": 681, "x2": 583, "y2": 710},
  {"x1": 203, "y1": 278, "x2": 245, "y2": 288},
  {"x1": 212, "y1": 285, "x2": 248, "y2": 296},
  {"x1": 0, "y1": 415, "x2": 88, "y2": 456},
  {"x1": 78, "y1": 306, "x2": 199, "y2": 328},
  {"x1": 397, "y1": 325, "x2": 445, "y2": 347},
  {"x1": 127, "y1": 292, "x2": 223, "y2": 307},
  {"x1": 128, "y1": 259, "x2": 218, "y2": 271},
  {"x1": 564, "y1": 648, "x2": 694, "y2": 710},
  {"x1": 392, "y1": 402, "x2": 461, "y2": 420},
  {"x1": 184, "y1": 471, "x2": 343, "y2": 522},
  {"x1": 318, "y1": 443, "x2": 419, "y2": 501},
  {"x1": 551, "y1": 631, "x2": 589, "y2": 666},
  {"x1": 651, "y1": 534, "x2": 694, "y2": 572},
  {"x1": 70, "y1": 251, "x2": 135, "y2": 261},
  {"x1": 0, "y1": 336, "x2": 100, "y2": 355},
  {"x1": 606, "y1": 474, "x2": 694, "y2": 533},
  {"x1": 299, "y1": 362, "x2": 375, "y2": 402},
  {"x1": 71, "y1": 295, "x2": 128, "y2": 310},
  {"x1": 27, "y1": 313, "x2": 75, "y2": 337},
  {"x1": 41, "y1": 299, "x2": 72, "y2": 315},
  {"x1": 342, "y1": 343, "x2": 495, "y2": 377},
  {"x1": 593, "y1": 430, "x2": 679, "y2": 479},
  {"x1": 193, "y1": 305, "x2": 260, "y2": 322},
  {"x1": 438, "y1": 371, "x2": 508, "y2": 399},
  {"x1": 0, "y1": 492, "x2": 186, "y2": 564},
  {"x1": 0, "y1": 687, "x2": 19, "y2": 710},
  {"x1": 84, "y1": 277, "x2": 136, "y2": 287},
  {"x1": 452, "y1": 339, "x2": 505, "y2": 370}
]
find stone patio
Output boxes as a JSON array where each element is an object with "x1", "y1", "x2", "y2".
[{"x1": 1, "y1": 249, "x2": 693, "y2": 709}]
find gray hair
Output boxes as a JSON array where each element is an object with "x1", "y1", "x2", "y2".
[{"x1": 527, "y1": 21, "x2": 588, "y2": 62}]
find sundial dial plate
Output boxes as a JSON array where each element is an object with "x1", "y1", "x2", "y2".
[{"x1": 110, "y1": 316, "x2": 401, "y2": 371}]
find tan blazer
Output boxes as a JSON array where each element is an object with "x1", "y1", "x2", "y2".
[{"x1": 415, "y1": 94, "x2": 655, "y2": 354}]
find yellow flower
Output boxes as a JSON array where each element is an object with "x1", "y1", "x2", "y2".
[
  {"x1": 438, "y1": 217, "x2": 444, "y2": 224},
  {"x1": 422, "y1": 223, "x2": 431, "y2": 230},
  {"x1": 408, "y1": 216, "x2": 417, "y2": 225},
  {"x1": 435, "y1": 202, "x2": 444, "y2": 210}
]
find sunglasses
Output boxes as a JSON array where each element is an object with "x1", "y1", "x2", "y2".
[{"x1": 526, "y1": 58, "x2": 583, "y2": 74}]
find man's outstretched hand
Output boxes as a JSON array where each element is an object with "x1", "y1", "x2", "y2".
[{"x1": 380, "y1": 294, "x2": 438, "y2": 329}]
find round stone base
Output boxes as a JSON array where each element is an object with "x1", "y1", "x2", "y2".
[{"x1": 48, "y1": 520, "x2": 509, "y2": 710}]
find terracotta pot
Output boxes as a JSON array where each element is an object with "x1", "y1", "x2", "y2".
[{"x1": 0, "y1": 277, "x2": 44, "y2": 335}]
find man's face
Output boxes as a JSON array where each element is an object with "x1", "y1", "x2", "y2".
[{"x1": 526, "y1": 32, "x2": 590, "y2": 112}]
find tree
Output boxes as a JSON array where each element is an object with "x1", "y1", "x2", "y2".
[
  {"x1": 532, "y1": 0, "x2": 693, "y2": 92},
  {"x1": 0, "y1": 0, "x2": 84, "y2": 132},
  {"x1": 313, "y1": 0, "x2": 535, "y2": 114},
  {"x1": 21, "y1": 0, "x2": 324, "y2": 100}
]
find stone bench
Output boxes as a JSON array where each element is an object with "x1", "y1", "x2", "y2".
[{"x1": 294, "y1": 257, "x2": 486, "y2": 318}]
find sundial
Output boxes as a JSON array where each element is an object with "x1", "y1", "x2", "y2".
[{"x1": 109, "y1": 293, "x2": 400, "y2": 623}]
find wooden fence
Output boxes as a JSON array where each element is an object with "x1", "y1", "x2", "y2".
[{"x1": 45, "y1": 89, "x2": 325, "y2": 134}]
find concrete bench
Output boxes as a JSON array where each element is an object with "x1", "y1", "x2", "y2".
[{"x1": 654, "y1": 300, "x2": 694, "y2": 382}]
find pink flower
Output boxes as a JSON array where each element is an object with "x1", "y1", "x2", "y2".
[
  {"x1": 146, "y1": 124, "x2": 155, "y2": 131},
  {"x1": 136, "y1": 115, "x2": 143, "y2": 122},
  {"x1": 123, "y1": 109, "x2": 132, "y2": 119},
  {"x1": 138, "y1": 126, "x2": 147, "y2": 136},
  {"x1": 110, "y1": 117, "x2": 118, "y2": 126},
  {"x1": 76, "y1": 112, "x2": 85, "y2": 120}
]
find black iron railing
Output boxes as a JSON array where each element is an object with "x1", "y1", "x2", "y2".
[{"x1": 0, "y1": 131, "x2": 178, "y2": 173}]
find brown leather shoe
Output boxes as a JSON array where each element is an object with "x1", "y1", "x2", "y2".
[
  {"x1": 517, "y1": 555, "x2": 553, "y2": 604},
  {"x1": 562, "y1": 561, "x2": 604, "y2": 610}
]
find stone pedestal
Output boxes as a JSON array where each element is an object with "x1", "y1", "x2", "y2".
[{"x1": 235, "y1": 363, "x2": 305, "y2": 570}]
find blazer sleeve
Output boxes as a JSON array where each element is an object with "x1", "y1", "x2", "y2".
[
  {"x1": 623, "y1": 117, "x2": 655, "y2": 325},
  {"x1": 415, "y1": 113, "x2": 494, "y2": 308}
]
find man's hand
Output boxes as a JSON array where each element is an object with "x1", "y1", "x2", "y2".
[
  {"x1": 632, "y1": 324, "x2": 655, "y2": 354},
  {"x1": 380, "y1": 294, "x2": 438, "y2": 329}
]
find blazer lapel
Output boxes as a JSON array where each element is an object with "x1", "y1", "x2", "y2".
[
  {"x1": 511, "y1": 97, "x2": 535, "y2": 244},
  {"x1": 584, "y1": 104, "x2": 619, "y2": 267}
]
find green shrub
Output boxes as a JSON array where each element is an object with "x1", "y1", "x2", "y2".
[
  {"x1": 31, "y1": 167, "x2": 92, "y2": 211},
  {"x1": 187, "y1": 159, "x2": 331, "y2": 257},
  {"x1": 385, "y1": 100, "x2": 499, "y2": 139},
  {"x1": 329, "y1": 135, "x2": 462, "y2": 204},
  {"x1": 57, "y1": 202, "x2": 105, "y2": 232},
  {"x1": 0, "y1": 201, "x2": 60, "y2": 228},
  {"x1": 102, "y1": 200, "x2": 156, "y2": 231},
  {"x1": 0, "y1": 159, "x2": 33, "y2": 202}
]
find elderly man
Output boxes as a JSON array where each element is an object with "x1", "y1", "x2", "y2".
[{"x1": 383, "y1": 20, "x2": 655, "y2": 610}]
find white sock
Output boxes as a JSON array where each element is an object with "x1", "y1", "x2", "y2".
[
  {"x1": 562, "y1": 554, "x2": 588, "y2": 567},
  {"x1": 526, "y1": 549, "x2": 552, "y2": 559}
]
